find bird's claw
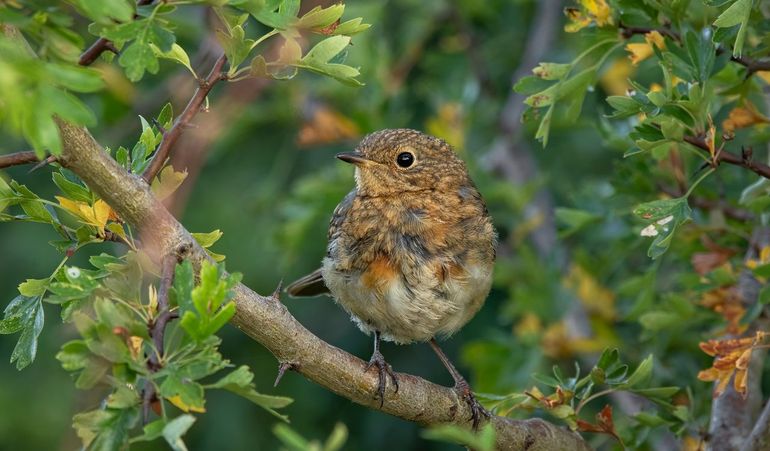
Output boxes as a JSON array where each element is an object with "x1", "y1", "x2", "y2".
[
  {"x1": 456, "y1": 380, "x2": 490, "y2": 430},
  {"x1": 365, "y1": 349, "x2": 399, "y2": 407}
]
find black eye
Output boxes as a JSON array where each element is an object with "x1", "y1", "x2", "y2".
[{"x1": 396, "y1": 152, "x2": 414, "y2": 168}]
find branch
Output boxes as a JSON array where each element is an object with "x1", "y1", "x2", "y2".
[
  {"x1": 618, "y1": 23, "x2": 770, "y2": 77},
  {"x1": 77, "y1": 0, "x2": 154, "y2": 66},
  {"x1": 52, "y1": 115, "x2": 591, "y2": 451},
  {"x1": 140, "y1": 54, "x2": 228, "y2": 183},
  {"x1": 143, "y1": 253, "x2": 179, "y2": 423},
  {"x1": 709, "y1": 229, "x2": 770, "y2": 451},
  {"x1": 0, "y1": 151, "x2": 39, "y2": 169},
  {"x1": 658, "y1": 184, "x2": 754, "y2": 221},
  {"x1": 684, "y1": 135, "x2": 770, "y2": 180}
]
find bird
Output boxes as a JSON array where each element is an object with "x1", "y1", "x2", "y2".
[{"x1": 286, "y1": 128, "x2": 497, "y2": 428}]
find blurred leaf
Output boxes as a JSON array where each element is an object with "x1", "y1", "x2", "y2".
[{"x1": 0, "y1": 295, "x2": 44, "y2": 370}]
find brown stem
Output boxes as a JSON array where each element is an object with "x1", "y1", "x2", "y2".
[
  {"x1": 141, "y1": 54, "x2": 228, "y2": 184},
  {"x1": 0, "y1": 151, "x2": 40, "y2": 169},
  {"x1": 618, "y1": 23, "x2": 680, "y2": 41},
  {"x1": 658, "y1": 184, "x2": 754, "y2": 221},
  {"x1": 77, "y1": 0, "x2": 154, "y2": 67},
  {"x1": 683, "y1": 135, "x2": 770, "y2": 180},
  {"x1": 618, "y1": 23, "x2": 770, "y2": 77},
  {"x1": 142, "y1": 253, "x2": 179, "y2": 423}
]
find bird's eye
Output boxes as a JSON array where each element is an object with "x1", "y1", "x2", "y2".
[{"x1": 396, "y1": 152, "x2": 415, "y2": 168}]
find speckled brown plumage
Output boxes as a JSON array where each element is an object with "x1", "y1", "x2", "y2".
[{"x1": 287, "y1": 128, "x2": 496, "y2": 425}]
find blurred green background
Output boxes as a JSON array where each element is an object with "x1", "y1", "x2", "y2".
[{"x1": 0, "y1": 0, "x2": 715, "y2": 449}]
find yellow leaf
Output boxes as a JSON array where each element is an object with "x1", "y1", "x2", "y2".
[
  {"x1": 514, "y1": 312, "x2": 542, "y2": 337},
  {"x1": 92, "y1": 200, "x2": 111, "y2": 230},
  {"x1": 167, "y1": 395, "x2": 206, "y2": 413},
  {"x1": 55, "y1": 196, "x2": 114, "y2": 234},
  {"x1": 722, "y1": 101, "x2": 770, "y2": 134},
  {"x1": 599, "y1": 58, "x2": 635, "y2": 96},
  {"x1": 625, "y1": 31, "x2": 665, "y2": 65},
  {"x1": 151, "y1": 165, "x2": 188, "y2": 201},
  {"x1": 758, "y1": 71, "x2": 770, "y2": 84},
  {"x1": 564, "y1": 0, "x2": 613, "y2": 32},
  {"x1": 580, "y1": 0, "x2": 612, "y2": 26},
  {"x1": 563, "y1": 264, "x2": 616, "y2": 320},
  {"x1": 425, "y1": 103, "x2": 465, "y2": 150},
  {"x1": 128, "y1": 336, "x2": 143, "y2": 360}
]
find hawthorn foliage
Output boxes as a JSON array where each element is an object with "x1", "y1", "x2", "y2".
[{"x1": 0, "y1": 0, "x2": 770, "y2": 449}]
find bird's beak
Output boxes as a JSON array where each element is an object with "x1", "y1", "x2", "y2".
[{"x1": 336, "y1": 151, "x2": 369, "y2": 165}]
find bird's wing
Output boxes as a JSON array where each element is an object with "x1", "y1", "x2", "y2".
[
  {"x1": 286, "y1": 268, "x2": 330, "y2": 297},
  {"x1": 288, "y1": 189, "x2": 357, "y2": 298}
]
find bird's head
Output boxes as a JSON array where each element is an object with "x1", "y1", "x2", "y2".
[{"x1": 336, "y1": 129, "x2": 470, "y2": 197}]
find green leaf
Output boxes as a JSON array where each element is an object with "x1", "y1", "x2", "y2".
[
  {"x1": 296, "y1": 4, "x2": 345, "y2": 30},
  {"x1": 160, "y1": 373, "x2": 206, "y2": 413},
  {"x1": 332, "y1": 18, "x2": 371, "y2": 36},
  {"x1": 53, "y1": 172, "x2": 93, "y2": 203},
  {"x1": 18, "y1": 278, "x2": 49, "y2": 297},
  {"x1": 1, "y1": 295, "x2": 44, "y2": 370},
  {"x1": 323, "y1": 423, "x2": 348, "y2": 451},
  {"x1": 422, "y1": 423, "x2": 496, "y2": 451},
  {"x1": 621, "y1": 355, "x2": 653, "y2": 388},
  {"x1": 73, "y1": 407, "x2": 139, "y2": 450},
  {"x1": 119, "y1": 41, "x2": 159, "y2": 82},
  {"x1": 151, "y1": 43, "x2": 196, "y2": 76},
  {"x1": 555, "y1": 208, "x2": 600, "y2": 237},
  {"x1": 209, "y1": 365, "x2": 293, "y2": 420},
  {"x1": 634, "y1": 197, "x2": 691, "y2": 259},
  {"x1": 713, "y1": 0, "x2": 753, "y2": 56},
  {"x1": 192, "y1": 230, "x2": 223, "y2": 248},
  {"x1": 532, "y1": 62, "x2": 571, "y2": 81},
  {"x1": 69, "y1": 0, "x2": 134, "y2": 24},
  {"x1": 296, "y1": 35, "x2": 363, "y2": 86},
  {"x1": 163, "y1": 414, "x2": 196, "y2": 451},
  {"x1": 630, "y1": 386, "x2": 680, "y2": 400},
  {"x1": 45, "y1": 64, "x2": 104, "y2": 93}
]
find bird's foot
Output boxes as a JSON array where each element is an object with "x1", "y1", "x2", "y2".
[
  {"x1": 364, "y1": 349, "x2": 399, "y2": 407},
  {"x1": 455, "y1": 379, "x2": 490, "y2": 430}
]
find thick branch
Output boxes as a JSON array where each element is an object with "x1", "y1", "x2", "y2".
[
  {"x1": 141, "y1": 54, "x2": 228, "y2": 183},
  {"x1": 53, "y1": 120, "x2": 590, "y2": 451},
  {"x1": 684, "y1": 135, "x2": 770, "y2": 180}
]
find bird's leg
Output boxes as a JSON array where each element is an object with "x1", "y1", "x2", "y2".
[
  {"x1": 429, "y1": 338, "x2": 489, "y2": 430},
  {"x1": 364, "y1": 330, "x2": 399, "y2": 407}
]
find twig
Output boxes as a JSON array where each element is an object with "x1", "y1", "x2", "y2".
[
  {"x1": 0, "y1": 151, "x2": 40, "y2": 169},
  {"x1": 618, "y1": 23, "x2": 770, "y2": 77},
  {"x1": 683, "y1": 135, "x2": 770, "y2": 180},
  {"x1": 659, "y1": 185, "x2": 754, "y2": 221},
  {"x1": 78, "y1": 0, "x2": 154, "y2": 67},
  {"x1": 142, "y1": 253, "x2": 178, "y2": 423},
  {"x1": 141, "y1": 54, "x2": 228, "y2": 183},
  {"x1": 618, "y1": 23, "x2": 680, "y2": 41},
  {"x1": 730, "y1": 55, "x2": 770, "y2": 78}
]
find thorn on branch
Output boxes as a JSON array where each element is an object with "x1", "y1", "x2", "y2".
[
  {"x1": 271, "y1": 280, "x2": 283, "y2": 303},
  {"x1": 274, "y1": 361, "x2": 297, "y2": 387}
]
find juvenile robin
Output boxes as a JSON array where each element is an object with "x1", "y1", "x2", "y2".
[{"x1": 287, "y1": 128, "x2": 497, "y2": 427}]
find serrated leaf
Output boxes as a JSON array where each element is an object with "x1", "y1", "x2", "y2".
[{"x1": 163, "y1": 415, "x2": 196, "y2": 451}]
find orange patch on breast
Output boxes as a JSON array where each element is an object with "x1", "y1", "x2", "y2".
[{"x1": 361, "y1": 255, "x2": 398, "y2": 291}]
